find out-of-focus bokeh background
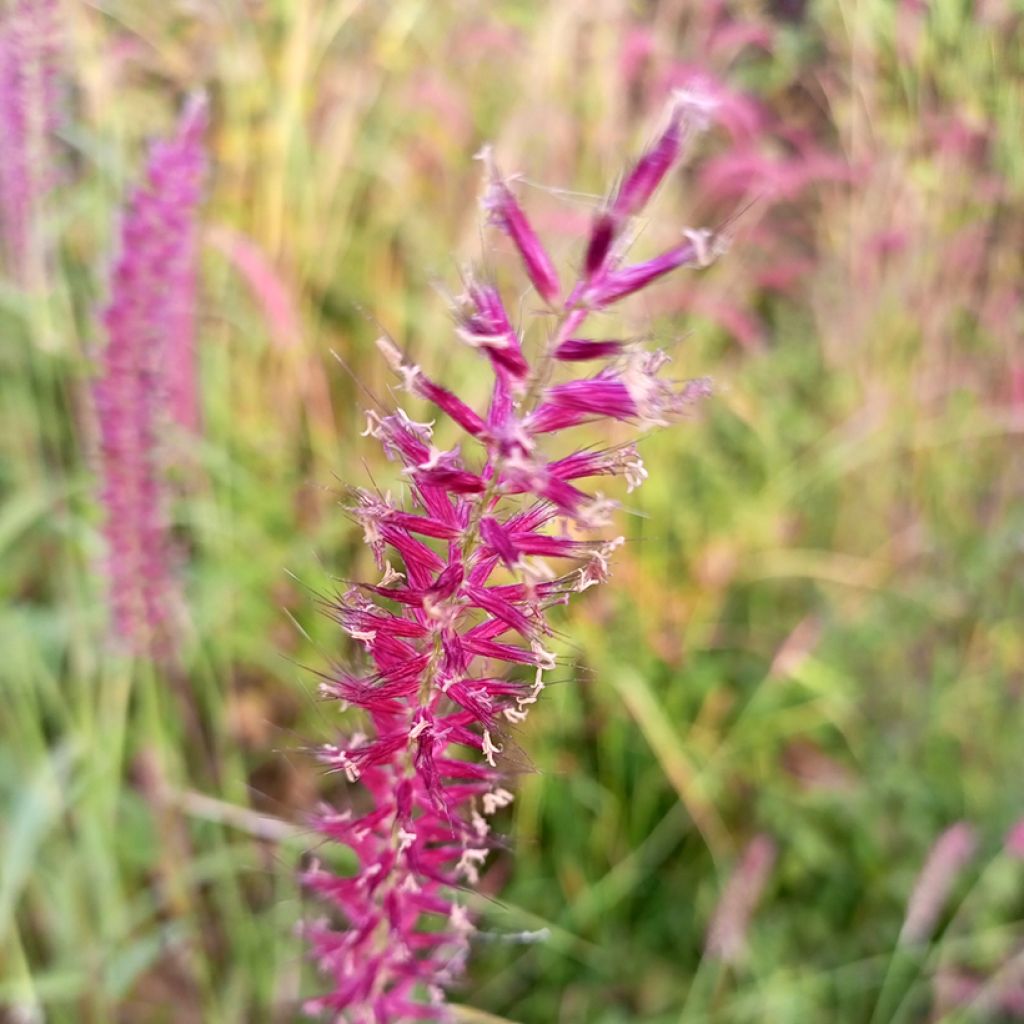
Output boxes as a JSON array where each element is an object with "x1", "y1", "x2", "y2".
[{"x1": 2, "y1": 1, "x2": 1023, "y2": 1021}]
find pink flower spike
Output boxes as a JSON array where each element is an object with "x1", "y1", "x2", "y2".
[
  {"x1": 375, "y1": 335, "x2": 488, "y2": 439},
  {"x1": 528, "y1": 375, "x2": 638, "y2": 432},
  {"x1": 480, "y1": 516, "x2": 519, "y2": 567},
  {"x1": 549, "y1": 444, "x2": 647, "y2": 490},
  {"x1": 529, "y1": 350, "x2": 707, "y2": 434},
  {"x1": 900, "y1": 823, "x2": 978, "y2": 945},
  {"x1": 1006, "y1": 820, "x2": 1024, "y2": 860},
  {"x1": 93, "y1": 94, "x2": 208, "y2": 657},
  {"x1": 160, "y1": 93, "x2": 209, "y2": 433},
  {"x1": 414, "y1": 464, "x2": 487, "y2": 495},
  {"x1": 479, "y1": 146, "x2": 561, "y2": 304},
  {"x1": 0, "y1": 0, "x2": 63, "y2": 283},
  {"x1": 303, "y1": 103, "x2": 716, "y2": 1019},
  {"x1": 705, "y1": 834, "x2": 776, "y2": 964}
]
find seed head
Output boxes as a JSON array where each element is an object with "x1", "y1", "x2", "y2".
[{"x1": 304, "y1": 95, "x2": 717, "y2": 1020}]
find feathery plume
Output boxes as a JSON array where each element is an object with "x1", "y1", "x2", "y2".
[
  {"x1": 302, "y1": 96, "x2": 718, "y2": 1021},
  {"x1": 93, "y1": 96, "x2": 208, "y2": 655},
  {"x1": 0, "y1": 0, "x2": 62, "y2": 283}
]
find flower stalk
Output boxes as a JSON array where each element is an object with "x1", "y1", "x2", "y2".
[{"x1": 303, "y1": 95, "x2": 719, "y2": 1022}]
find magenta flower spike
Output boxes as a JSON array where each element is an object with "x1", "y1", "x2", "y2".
[
  {"x1": 1006, "y1": 820, "x2": 1024, "y2": 860},
  {"x1": 899, "y1": 822, "x2": 977, "y2": 945},
  {"x1": 303, "y1": 98, "x2": 718, "y2": 1021},
  {"x1": 93, "y1": 96, "x2": 208, "y2": 655},
  {"x1": 705, "y1": 834, "x2": 776, "y2": 965},
  {"x1": 0, "y1": 0, "x2": 62, "y2": 283}
]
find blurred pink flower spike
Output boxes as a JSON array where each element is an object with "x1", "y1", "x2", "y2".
[
  {"x1": 158, "y1": 94, "x2": 209, "y2": 433},
  {"x1": 933, "y1": 967, "x2": 1024, "y2": 1020},
  {"x1": 618, "y1": 26, "x2": 656, "y2": 88},
  {"x1": 0, "y1": 0, "x2": 62, "y2": 283},
  {"x1": 207, "y1": 226, "x2": 303, "y2": 351},
  {"x1": 1004, "y1": 820, "x2": 1024, "y2": 860},
  {"x1": 899, "y1": 822, "x2": 977, "y2": 946},
  {"x1": 302, "y1": 93, "x2": 717, "y2": 1021},
  {"x1": 705, "y1": 834, "x2": 776, "y2": 965},
  {"x1": 93, "y1": 94, "x2": 209, "y2": 656}
]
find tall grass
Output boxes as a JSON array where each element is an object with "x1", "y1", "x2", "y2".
[{"x1": 1, "y1": 1, "x2": 1022, "y2": 1021}]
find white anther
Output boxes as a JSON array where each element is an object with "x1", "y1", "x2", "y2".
[
  {"x1": 471, "y1": 809, "x2": 490, "y2": 839},
  {"x1": 683, "y1": 227, "x2": 717, "y2": 268},
  {"x1": 482, "y1": 788, "x2": 515, "y2": 815},
  {"x1": 449, "y1": 903, "x2": 474, "y2": 934},
  {"x1": 395, "y1": 406, "x2": 435, "y2": 437},
  {"x1": 457, "y1": 325, "x2": 513, "y2": 351},
  {"x1": 378, "y1": 561, "x2": 405, "y2": 586},
  {"x1": 417, "y1": 445, "x2": 446, "y2": 471},
  {"x1": 622, "y1": 449, "x2": 648, "y2": 492},
  {"x1": 361, "y1": 410, "x2": 384, "y2": 438},
  {"x1": 531, "y1": 641, "x2": 557, "y2": 671},
  {"x1": 335, "y1": 751, "x2": 361, "y2": 783},
  {"x1": 375, "y1": 335, "x2": 421, "y2": 391},
  {"x1": 485, "y1": 729, "x2": 505, "y2": 770}
]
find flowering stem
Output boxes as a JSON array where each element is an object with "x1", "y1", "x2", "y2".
[{"x1": 303, "y1": 91, "x2": 720, "y2": 1023}]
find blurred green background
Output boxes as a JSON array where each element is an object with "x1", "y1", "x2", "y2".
[{"x1": 2, "y1": 1, "x2": 1024, "y2": 1021}]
